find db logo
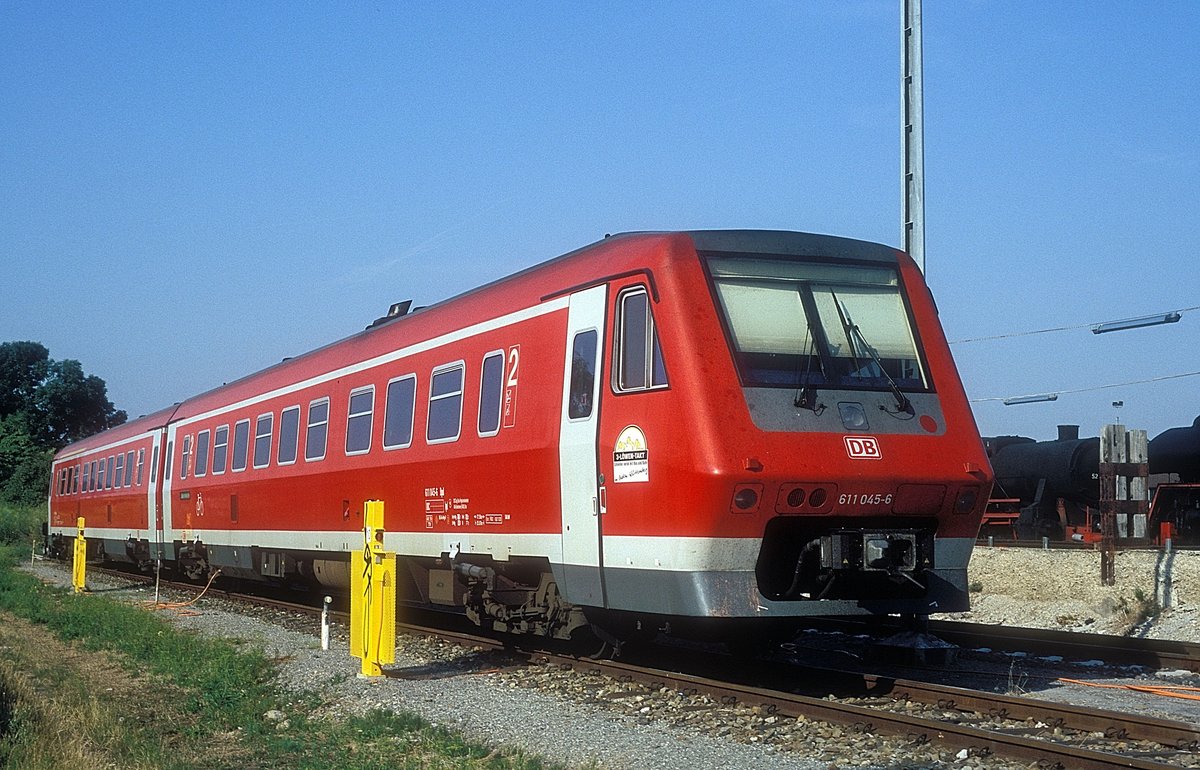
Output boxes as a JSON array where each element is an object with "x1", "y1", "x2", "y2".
[{"x1": 844, "y1": 436, "x2": 882, "y2": 460}]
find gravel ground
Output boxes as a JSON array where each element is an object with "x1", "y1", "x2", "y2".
[
  {"x1": 23, "y1": 549, "x2": 1200, "y2": 770},
  {"x1": 937, "y1": 546, "x2": 1200, "y2": 640}
]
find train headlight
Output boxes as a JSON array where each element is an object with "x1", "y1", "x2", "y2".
[
  {"x1": 954, "y1": 487, "x2": 979, "y2": 515},
  {"x1": 838, "y1": 402, "x2": 869, "y2": 431},
  {"x1": 731, "y1": 484, "x2": 762, "y2": 513}
]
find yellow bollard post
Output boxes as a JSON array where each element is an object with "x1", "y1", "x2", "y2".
[
  {"x1": 350, "y1": 500, "x2": 395, "y2": 677},
  {"x1": 72, "y1": 517, "x2": 86, "y2": 594}
]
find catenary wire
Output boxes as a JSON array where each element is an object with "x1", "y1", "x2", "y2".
[
  {"x1": 972, "y1": 370, "x2": 1200, "y2": 403},
  {"x1": 948, "y1": 305, "x2": 1200, "y2": 344}
]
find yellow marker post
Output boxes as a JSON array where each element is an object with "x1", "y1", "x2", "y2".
[
  {"x1": 72, "y1": 517, "x2": 86, "y2": 594},
  {"x1": 350, "y1": 500, "x2": 395, "y2": 677}
]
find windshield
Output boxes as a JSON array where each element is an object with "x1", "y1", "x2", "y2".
[{"x1": 708, "y1": 257, "x2": 928, "y2": 390}]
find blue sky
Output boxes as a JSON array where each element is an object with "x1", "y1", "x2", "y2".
[{"x1": 2, "y1": 2, "x2": 1197, "y2": 442}]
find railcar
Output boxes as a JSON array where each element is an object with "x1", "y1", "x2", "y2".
[{"x1": 48, "y1": 230, "x2": 993, "y2": 641}]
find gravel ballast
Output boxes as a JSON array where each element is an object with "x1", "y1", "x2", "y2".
[{"x1": 24, "y1": 547, "x2": 1200, "y2": 770}]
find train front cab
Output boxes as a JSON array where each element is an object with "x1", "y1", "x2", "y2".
[{"x1": 563, "y1": 231, "x2": 991, "y2": 628}]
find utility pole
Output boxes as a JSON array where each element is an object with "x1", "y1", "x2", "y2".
[{"x1": 902, "y1": 0, "x2": 926, "y2": 273}]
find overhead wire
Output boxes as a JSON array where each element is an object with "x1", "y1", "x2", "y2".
[
  {"x1": 947, "y1": 305, "x2": 1200, "y2": 345},
  {"x1": 971, "y1": 371, "x2": 1200, "y2": 404}
]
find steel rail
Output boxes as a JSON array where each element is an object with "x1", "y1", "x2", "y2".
[
  {"x1": 543, "y1": 656, "x2": 1192, "y2": 770},
  {"x1": 784, "y1": 663, "x2": 1200, "y2": 749},
  {"x1": 798, "y1": 616, "x2": 1200, "y2": 673},
  {"x1": 82, "y1": 565, "x2": 1197, "y2": 767}
]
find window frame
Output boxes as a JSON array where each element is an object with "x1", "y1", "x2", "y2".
[
  {"x1": 136, "y1": 450, "x2": 144, "y2": 486},
  {"x1": 277, "y1": 405, "x2": 301, "y2": 466},
  {"x1": 426, "y1": 361, "x2": 465, "y2": 445},
  {"x1": 194, "y1": 430, "x2": 210, "y2": 478},
  {"x1": 253, "y1": 412, "x2": 274, "y2": 470},
  {"x1": 114, "y1": 453, "x2": 125, "y2": 488},
  {"x1": 567, "y1": 330, "x2": 599, "y2": 421},
  {"x1": 231, "y1": 419, "x2": 251, "y2": 473},
  {"x1": 212, "y1": 425, "x2": 229, "y2": 475},
  {"x1": 124, "y1": 450, "x2": 135, "y2": 487},
  {"x1": 180, "y1": 436, "x2": 191, "y2": 480},
  {"x1": 382, "y1": 374, "x2": 418, "y2": 451},
  {"x1": 345, "y1": 386, "x2": 375, "y2": 456},
  {"x1": 305, "y1": 397, "x2": 330, "y2": 462},
  {"x1": 477, "y1": 350, "x2": 505, "y2": 438},
  {"x1": 612, "y1": 286, "x2": 669, "y2": 394}
]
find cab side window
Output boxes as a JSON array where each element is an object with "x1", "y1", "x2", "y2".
[{"x1": 614, "y1": 287, "x2": 668, "y2": 392}]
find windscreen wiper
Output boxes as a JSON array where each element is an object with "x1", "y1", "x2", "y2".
[
  {"x1": 794, "y1": 321, "x2": 825, "y2": 412},
  {"x1": 831, "y1": 293, "x2": 912, "y2": 414}
]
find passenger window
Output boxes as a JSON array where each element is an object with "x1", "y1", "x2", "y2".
[
  {"x1": 345, "y1": 387, "x2": 374, "y2": 455},
  {"x1": 615, "y1": 288, "x2": 668, "y2": 392},
  {"x1": 195, "y1": 431, "x2": 211, "y2": 477},
  {"x1": 136, "y1": 450, "x2": 144, "y2": 486},
  {"x1": 478, "y1": 352, "x2": 504, "y2": 437},
  {"x1": 306, "y1": 398, "x2": 329, "y2": 461},
  {"x1": 99, "y1": 457, "x2": 109, "y2": 489},
  {"x1": 232, "y1": 420, "x2": 250, "y2": 472},
  {"x1": 124, "y1": 451, "x2": 135, "y2": 486},
  {"x1": 383, "y1": 376, "x2": 416, "y2": 450},
  {"x1": 278, "y1": 406, "x2": 300, "y2": 465},
  {"x1": 72, "y1": 465, "x2": 80, "y2": 494},
  {"x1": 568, "y1": 331, "x2": 598, "y2": 419},
  {"x1": 253, "y1": 413, "x2": 273, "y2": 469},
  {"x1": 427, "y1": 363, "x2": 464, "y2": 443},
  {"x1": 150, "y1": 446, "x2": 159, "y2": 484},
  {"x1": 164, "y1": 442, "x2": 173, "y2": 481},
  {"x1": 212, "y1": 426, "x2": 229, "y2": 474},
  {"x1": 180, "y1": 436, "x2": 191, "y2": 480},
  {"x1": 114, "y1": 453, "x2": 125, "y2": 488},
  {"x1": 82, "y1": 464, "x2": 91, "y2": 492}
]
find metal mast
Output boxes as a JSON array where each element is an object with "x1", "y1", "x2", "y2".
[{"x1": 902, "y1": 0, "x2": 926, "y2": 273}]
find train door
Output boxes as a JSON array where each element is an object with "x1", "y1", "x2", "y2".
[
  {"x1": 558, "y1": 285, "x2": 607, "y2": 607},
  {"x1": 148, "y1": 430, "x2": 165, "y2": 559}
]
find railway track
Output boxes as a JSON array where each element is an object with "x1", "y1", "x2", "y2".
[
  {"x1": 975, "y1": 538, "x2": 1200, "y2": 552},
  {"x1": 80, "y1": 563, "x2": 1200, "y2": 769},
  {"x1": 798, "y1": 615, "x2": 1200, "y2": 674}
]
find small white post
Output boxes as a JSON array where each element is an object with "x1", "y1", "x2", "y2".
[{"x1": 320, "y1": 595, "x2": 332, "y2": 651}]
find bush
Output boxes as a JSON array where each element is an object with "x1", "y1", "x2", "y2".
[{"x1": 0, "y1": 504, "x2": 43, "y2": 547}]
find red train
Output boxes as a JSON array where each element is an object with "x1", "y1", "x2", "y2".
[{"x1": 47, "y1": 230, "x2": 992, "y2": 641}]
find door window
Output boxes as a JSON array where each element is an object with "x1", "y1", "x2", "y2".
[{"x1": 568, "y1": 330, "x2": 598, "y2": 419}]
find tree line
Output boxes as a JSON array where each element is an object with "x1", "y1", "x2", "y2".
[{"x1": 0, "y1": 341, "x2": 126, "y2": 506}]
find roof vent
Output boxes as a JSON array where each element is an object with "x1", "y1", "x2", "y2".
[{"x1": 367, "y1": 300, "x2": 413, "y2": 329}]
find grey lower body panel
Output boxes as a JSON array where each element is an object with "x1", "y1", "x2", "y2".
[{"x1": 553, "y1": 536, "x2": 974, "y2": 617}]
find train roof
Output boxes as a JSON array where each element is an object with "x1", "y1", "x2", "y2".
[
  {"x1": 53, "y1": 404, "x2": 178, "y2": 460},
  {"x1": 57, "y1": 229, "x2": 907, "y2": 455}
]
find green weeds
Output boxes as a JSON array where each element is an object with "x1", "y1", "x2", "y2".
[{"x1": 0, "y1": 544, "x2": 560, "y2": 769}]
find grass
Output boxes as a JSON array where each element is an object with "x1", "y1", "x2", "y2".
[
  {"x1": 0, "y1": 504, "x2": 43, "y2": 552},
  {"x1": 0, "y1": 531, "x2": 563, "y2": 770}
]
